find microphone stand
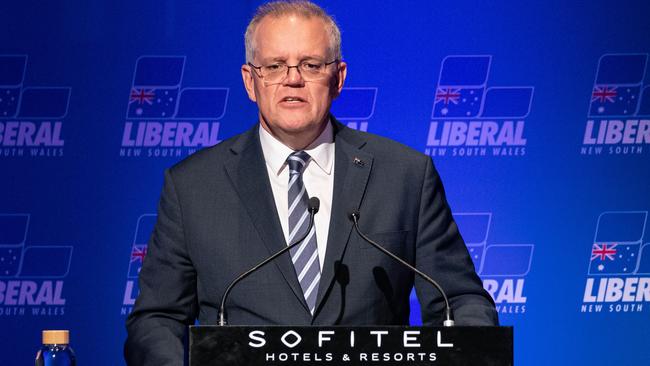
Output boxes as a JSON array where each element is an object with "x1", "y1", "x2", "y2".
[
  {"x1": 218, "y1": 198, "x2": 319, "y2": 326},
  {"x1": 350, "y1": 211, "x2": 455, "y2": 327}
]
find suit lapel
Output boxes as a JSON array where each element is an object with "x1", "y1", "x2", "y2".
[
  {"x1": 223, "y1": 126, "x2": 310, "y2": 313},
  {"x1": 313, "y1": 121, "x2": 373, "y2": 317}
]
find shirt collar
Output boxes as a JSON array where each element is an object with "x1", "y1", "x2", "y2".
[{"x1": 259, "y1": 120, "x2": 334, "y2": 176}]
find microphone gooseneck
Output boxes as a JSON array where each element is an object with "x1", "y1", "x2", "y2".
[
  {"x1": 349, "y1": 211, "x2": 455, "y2": 327},
  {"x1": 218, "y1": 197, "x2": 320, "y2": 326}
]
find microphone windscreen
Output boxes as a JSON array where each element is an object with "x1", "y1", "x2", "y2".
[{"x1": 308, "y1": 197, "x2": 320, "y2": 213}]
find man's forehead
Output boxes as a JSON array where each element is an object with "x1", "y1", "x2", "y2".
[
  {"x1": 253, "y1": 14, "x2": 331, "y2": 60},
  {"x1": 257, "y1": 13, "x2": 327, "y2": 30}
]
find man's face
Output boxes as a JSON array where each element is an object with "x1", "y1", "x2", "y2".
[{"x1": 242, "y1": 15, "x2": 347, "y2": 144}]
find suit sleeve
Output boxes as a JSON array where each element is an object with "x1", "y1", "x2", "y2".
[
  {"x1": 125, "y1": 168, "x2": 198, "y2": 366},
  {"x1": 413, "y1": 157, "x2": 498, "y2": 326}
]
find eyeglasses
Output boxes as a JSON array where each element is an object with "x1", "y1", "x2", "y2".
[{"x1": 248, "y1": 59, "x2": 339, "y2": 85}]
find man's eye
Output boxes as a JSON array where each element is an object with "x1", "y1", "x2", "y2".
[
  {"x1": 265, "y1": 64, "x2": 283, "y2": 72},
  {"x1": 303, "y1": 63, "x2": 321, "y2": 70}
]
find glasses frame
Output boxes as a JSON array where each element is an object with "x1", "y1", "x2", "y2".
[{"x1": 248, "y1": 59, "x2": 340, "y2": 85}]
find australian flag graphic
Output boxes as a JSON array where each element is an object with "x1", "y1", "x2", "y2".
[
  {"x1": 454, "y1": 213, "x2": 491, "y2": 272},
  {"x1": 0, "y1": 55, "x2": 26, "y2": 118},
  {"x1": 589, "y1": 54, "x2": 647, "y2": 117},
  {"x1": 432, "y1": 56, "x2": 489, "y2": 118},
  {"x1": 128, "y1": 245, "x2": 147, "y2": 278},
  {"x1": 432, "y1": 55, "x2": 534, "y2": 120},
  {"x1": 127, "y1": 56, "x2": 184, "y2": 119},
  {"x1": 0, "y1": 88, "x2": 21, "y2": 118},
  {"x1": 127, "y1": 215, "x2": 157, "y2": 279},
  {"x1": 454, "y1": 213, "x2": 533, "y2": 276},
  {"x1": 0, "y1": 214, "x2": 72, "y2": 278},
  {"x1": 0, "y1": 247, "x2": 22, "y2": 276},
  {"x1": 0, "y1": 214, "x2": 28, "y2": 276},
  {"x1": 588, "y1": 211, "x2": 647, "y2": 275},
  {"x1": 126, "y1": 56, "x2": 229, "y2": 120},
  {"x1": 0, "y1": 55, "x2": 71, "y2": 119}
]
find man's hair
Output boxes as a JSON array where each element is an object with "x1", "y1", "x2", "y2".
[{"x1": 244, "y1": 1, "x2": 342, "y2": 63}]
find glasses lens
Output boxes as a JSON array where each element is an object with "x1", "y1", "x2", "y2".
[
  {"x1": 262, "y1": 64, "x2": 287, "y2": 83},
  {"x1": 260, "y1": 61, "x2": 335, "y2": 85},
  {"x1": 299, "y1": 62, "x2": 325, "y2": 77}
]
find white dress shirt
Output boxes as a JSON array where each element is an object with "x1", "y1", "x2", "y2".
[{"x1": 258, "y1": 122, "x2": 335, "y2": 268}]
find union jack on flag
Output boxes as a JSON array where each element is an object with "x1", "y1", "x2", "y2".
[
  {"x1": 432, "y1": 87, "x2": 483, "y2": 118},
  {"x1": 588, "y1": 85, "x2": 640, "y2": 117},
  {"x1": 591, "y1": 243, "x2": 617, "y2": 261},
  {"x1": 129, "y1": 88, "x2": 155, "y2": 105},
  {"x1": 126, "y1": 88, "x2": 178, "y2": 119},
  {"x1": 435, "y1": 88, "x2": 461, "y2": 105},
  {"x1": 128, "y1": 244, "x2": 147, "y2": 278},
  {"x1": 591, "y1": 86, "x2": 617, "y2": 104},
  {"x1": 588, "y1": 242, "x2": 638, "y2": 275},
  {"x1": 131, "y1": 245, "x2": 147, "y2": 262}
]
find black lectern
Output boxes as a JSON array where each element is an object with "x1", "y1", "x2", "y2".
[{"x1": 189, "y1": 326, "x2": 512, "y2": 365}]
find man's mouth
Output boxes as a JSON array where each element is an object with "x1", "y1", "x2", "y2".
[{"x1": 280, "y1": 96, "x2": 306, "y2": 103}]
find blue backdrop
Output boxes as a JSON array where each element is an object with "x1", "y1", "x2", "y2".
[{"x1": 2, "y1": 0, "x2": 649, "y2": 365}]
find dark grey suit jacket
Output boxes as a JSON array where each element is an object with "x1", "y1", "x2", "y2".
[{"x1": 125, "y1": 119, "x2": 497, "y2": 365}]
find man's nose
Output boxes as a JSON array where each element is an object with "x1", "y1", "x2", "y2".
[{"x1": 283, "y1": 66, "x2": 305, "y2": 86}]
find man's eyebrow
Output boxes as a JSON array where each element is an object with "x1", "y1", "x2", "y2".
[
  {"x1": 259, "y1": 55, "x2": 327, "y2": 63},
  {"x1": 255, "y1": 56, "x2": 286, "y2": 64},
  {"x1": 300, "y1": 55, "x2": 328, "y2": 61}
]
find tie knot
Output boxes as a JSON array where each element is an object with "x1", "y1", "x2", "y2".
[{"x1": 287, "y1": 151, "x2": 311, "y2": 175}]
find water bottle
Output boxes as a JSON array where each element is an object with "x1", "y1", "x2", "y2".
[{"x1": 35, "y1": 330, "x2": 76, "y2": 366}]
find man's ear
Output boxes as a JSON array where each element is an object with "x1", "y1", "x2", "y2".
[
  {"x1": 241, "y1": 64, "x2": 257, "y2": 102},
  {"x1": 332, "y1": 61, "x2": 347, "y2": 99}
]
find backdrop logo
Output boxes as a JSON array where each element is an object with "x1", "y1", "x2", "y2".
[
  {"x1": 331, "y1": 87, "x2": 377, "y2": 132},
  {"x1": 0, "y1": 214, "x2": 73, "y2": 316},
  {"x1": 582, "y1": 54, "x2": 650, "y2": 156},
  {"x1": 410, "y1": 212, "x2": 533, "y2": 320},
  {"x1": 0, "y1": 55, "x2": 70, "y2": 158},
  {"x1": 120, "y1": 56, "x2": 228, "y2": 158},
  {"x1": 424, "y1": 55, "x2": 533, "y2": 158},
  {"x1": 121, "y1": 214, "x2": 156, "y2": 315},
  {"x1": 581, "y1": 211, "x2": 650, "y2": 313},
  {"x1": 455, "y1": 213, "x2": 533, "y2": 314}
]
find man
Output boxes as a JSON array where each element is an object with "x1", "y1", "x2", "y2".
[{"x1": 125, "y1": 1, "x2": 497, "y2": 365}]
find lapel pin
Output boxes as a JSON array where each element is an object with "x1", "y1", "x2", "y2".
[{"x1": 353, "y1": 157, "x2": 365, "y2": 167}]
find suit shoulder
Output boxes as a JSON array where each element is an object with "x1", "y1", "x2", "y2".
[{"x1": 166, "y1": 130, "x2": 244, "y2": 177}]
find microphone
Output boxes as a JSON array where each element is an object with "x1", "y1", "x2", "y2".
[
  {"x1": 218, "y1": 197, "x2": 320, "y2": 326},
  {"x1": 349, "y1": 211, "x2": 455, "y2": 327}
]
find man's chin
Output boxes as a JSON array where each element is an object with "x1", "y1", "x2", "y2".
[
  {"x1": 276, "y1": 117, "x2": 326, "y2": 133},
  {"x1": 260, "y1": 113, "x2": 328, "y2": 138}
]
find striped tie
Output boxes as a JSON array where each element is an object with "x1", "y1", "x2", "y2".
[{"x1": 287, "y1": 151, "x2": 320, "y2": 314}]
